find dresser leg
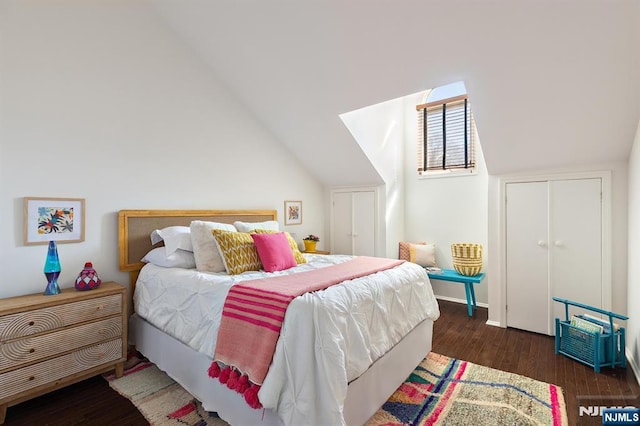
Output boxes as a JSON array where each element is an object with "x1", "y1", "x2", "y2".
[
  {"x1": 0, "y1": 403, "x2": 7, "y2": 424},
  {"x1": 115, "y1": 361, "x2": 124, "y2": 378}
]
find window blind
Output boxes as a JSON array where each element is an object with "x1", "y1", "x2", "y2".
[{"x1": 416, "y1": 95, "x2": 476, "y2": 173}]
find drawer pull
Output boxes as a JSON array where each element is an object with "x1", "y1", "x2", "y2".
[
  {"x1": 29, "y1": 348, "x2": 35, "y2": 353},
  {"x1": 28, "y1": 376, "x2": 35, "y2": 381},
  {"x1": 28, "y1": 321, "x2": 35, "y2": 326},
  {"x1": 96, "y1": 305, "x2": 104, "y2": 311}
]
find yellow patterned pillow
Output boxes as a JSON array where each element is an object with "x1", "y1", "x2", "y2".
[
  {"x1": 212, "y1": 230, "x2": 262, "y2": 275},
  {"x1": 252, "y1": 229, "x2": 307, "y2": 264}
]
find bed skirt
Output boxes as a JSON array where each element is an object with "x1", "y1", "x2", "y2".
[{"x1": 130, "y1": 314, "x2": 434, "y2": 425}]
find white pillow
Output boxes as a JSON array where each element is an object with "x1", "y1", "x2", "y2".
[
  {"x1": 190, "y1": 220, "x2": 236, "y2": 273},
  {"x1": 409, "y1": 243, "x2": 437, "y2": 268},
  {"x1": 233, "y1": 220, "x2": 279, "y2": 233},
  {"x1": 150, "y1": 226, "x2": 193, "y2": 255},
  {"x1": 141, "y1": 247, "x2": 196, "y2": 269}
]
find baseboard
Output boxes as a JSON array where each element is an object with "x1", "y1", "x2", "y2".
[
  {"x1": 626, "y1": 348, "x2": 640, "y2": 387},
  {"x1": 485, "y1": 320, "x2": 503, "y2": 328},
  {"x1": 434, "y1": 295, "x2": 488, "y2": 309}
]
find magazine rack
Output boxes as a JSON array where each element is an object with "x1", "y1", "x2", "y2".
[{"x1": 553, "y1": 297, "x2": 628, "y2": 373}]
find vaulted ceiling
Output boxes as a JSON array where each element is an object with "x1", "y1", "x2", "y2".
[{"x1": 150, "y1": 0, "x2": 640, "y2": 186}]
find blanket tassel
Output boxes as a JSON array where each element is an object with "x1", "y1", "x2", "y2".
[
  {"x1": 207, "y1": 362, "x2": 221, "y2": 378},
  {"x1": 208, "y1": 363, "x2": 262, "y2": 409},
  {"x1": 219, "y1": 366, "x2": 232, "y2": 384},
  {"x1": 235, "y1": 374, "x2": 250, "y2": 393},
  {"x1": 244, "y1": 383, "x2": 263, "y2": 409},
  {"x1": 226, "y1": 368, "x2": 240, "y2": 389}
]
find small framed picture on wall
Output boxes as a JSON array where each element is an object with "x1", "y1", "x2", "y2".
[
  {"x1": 23, "y1": 197, "x2": 86, "y2": 245},
  {"x1": 284, "y1": 200, "x2": 302, "y2": 225}
]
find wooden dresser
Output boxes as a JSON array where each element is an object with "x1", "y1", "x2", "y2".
[{"x1": 0, "y1": 282, "x2": 127, "y2": 424}]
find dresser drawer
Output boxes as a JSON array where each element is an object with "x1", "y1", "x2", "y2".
[
  {"x1": 0, "y1": 338, "x2": 123, "y2": 402},
  {"x1": 0, "y1": 317, "x2": 122, "y2": 372},
  {"x1": 0, "y1": 294, "x2": 122, "y2": 341}
]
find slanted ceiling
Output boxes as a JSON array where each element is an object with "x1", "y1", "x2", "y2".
[{"x1": 150, "y1": 0, "x2": 640, "y2": 186}]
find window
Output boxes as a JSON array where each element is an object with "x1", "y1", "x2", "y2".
[{"x1": 416, "y1": 85, "x2": 476, "y2": 175}]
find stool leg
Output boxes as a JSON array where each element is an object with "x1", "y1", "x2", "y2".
[
  {"x1": 471, "y1": 284, "x2": 477, "y2": 311},
  {"x1": 465, "y1": 283, "x2": 473, "y2": 317}
]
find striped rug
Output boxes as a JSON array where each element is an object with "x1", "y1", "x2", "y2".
[
  {"x1": 367, "y1": 352, "x2": 568, "y2": 425},
  {"x1": 104, "y1": 354, "x2": 226, "y2": 426},
  {"x1": 105, "y1": 352, "x2": 567, "y2": 426}
]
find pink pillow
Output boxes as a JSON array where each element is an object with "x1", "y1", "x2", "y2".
[{"x1": 251, "y1": 232, "x2": 297, "y2": 272}]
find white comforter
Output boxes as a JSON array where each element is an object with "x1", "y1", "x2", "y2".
[{"x1": 135, "y1": 254, "x2": 440, "y2": 426}]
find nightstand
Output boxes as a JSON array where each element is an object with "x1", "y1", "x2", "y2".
[{"x1": 0, "y1": 282, "x2": 127, "y2": 424}]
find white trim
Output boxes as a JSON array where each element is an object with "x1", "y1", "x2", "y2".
[
  {"x1": 418, "y1": 168, "x2": 477, "y2": 179},
  {"x1": 601, "y1": 172, "x2": 613, "y2": 312},
  {"x1": 498, "y1": 170, "x2": 613, "y2": 328},
  {"x1": 435, "y1": 295, "x2": 488, "y2": 309},
  {"x1": 329, "y1": 186, "x2": 382, "y2": 256},
  {"x1": 626, "y1": 348, "x2": 640, "y2": 387},
  {"x1": 485, "y1": 320, "x2": 503, "y2": 328}
]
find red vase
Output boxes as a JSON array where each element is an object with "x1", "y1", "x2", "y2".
[{"x1": 75, "y1": 262, "x2": 102, "y2": 291}]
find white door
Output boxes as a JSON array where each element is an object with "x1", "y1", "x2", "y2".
[
  {"x1": 506, "y1": 181, "x2": 551, "y2": 334},
  {"x1": 352, "y1": 191, "x2": 375, "y2": 256},
  {"x1": 550, "y1": 178, "x2": 602, "y2": 322},
  {"x1": 331, "y1": 190, "x2": 376, "y2": 256},
  {"x1": 332, "y1": 192, "x2": 353, "y2": 255},
  {"x1": 506, "y1": 178, "x2": 603, "y2": 335}
]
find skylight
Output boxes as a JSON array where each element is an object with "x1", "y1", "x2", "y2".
[{"x1": 424, "y1": 80, "x2": 467, "y2": 103}]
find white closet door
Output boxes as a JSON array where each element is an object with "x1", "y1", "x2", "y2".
[
  {"x1": 352, "y1": 191, "x2": 375, "y2": 256},
  {"x1": 550, "y1": 178, "x2": 602, "y2": 321},
  {"x1": 506, "y1": 178, "x2": 603, "y2": 336},
  {"x1": 506, "y1": 181, "x2": 551, "y2": 335},
  {"x1": 332, "y1": 192, "x2": 353, "y2": 255}
]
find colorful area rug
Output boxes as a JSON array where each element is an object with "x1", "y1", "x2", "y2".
[
  {"x1": 105, "y1": 352, "x2": 567, "y2": 426},
  {"x1": 367, "y1": 352, "x2": 568, "y2": 425},
  {"x1": 104, "y1": 353, "x2": 226, "y2": 426}
]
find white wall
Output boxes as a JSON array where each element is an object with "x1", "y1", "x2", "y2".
[
  {"x1": 627, "y1": 119, "x2": 640, "y2": 383},
  {"x1": 0, "y1": 2, "x2": 324, "y2": 298},
  {"x1": 339, "y1": 97, "x2": 406, "y2": 257},
  {"x1": 487, "y1": 162, "x2": 629, "y2": 326},
  {"x1": 403, "y1": 93, "x2": 490, "y2": 305},
  {"x1": 339, "y1": 89, "x2": 490, "y2": 305}
]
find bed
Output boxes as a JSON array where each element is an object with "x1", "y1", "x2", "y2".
[{"x1": 118, "y1": 209, "x2": 440, "y2": 425}]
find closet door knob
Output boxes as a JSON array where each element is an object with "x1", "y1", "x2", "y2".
[
  {"x1": 554, "y1": 240, "x2": 564, "y2": 247},
  {"x1": 537, "y1": 240, "x2": 547, "y2": 247}
]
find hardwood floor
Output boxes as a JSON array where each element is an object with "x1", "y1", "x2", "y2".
[
  {"x1": 432, "y1": 300, "x2": 640, "y2": 426},
  {"x1": 3, "y1": 299, "x2": 638, "y2": 425},
  {"x1": 2, "y1": 374, "x2": 146, "y2": 426}
]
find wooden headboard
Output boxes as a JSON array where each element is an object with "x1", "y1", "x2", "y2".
[{"x1": 118, "y1": 209, "x2": 278, "y2": 304}]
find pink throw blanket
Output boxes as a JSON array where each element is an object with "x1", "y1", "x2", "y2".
[{"x1": 212, "y1": 257, "x2": 404, "y2": 391}]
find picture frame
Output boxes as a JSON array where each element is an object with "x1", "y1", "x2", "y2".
[
  {"x1": 23, "y1": 197, "x2": 86, "y2": 245},
  {"x1": 284, "y1": 200, "x2": 302, "y2": 225}
]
